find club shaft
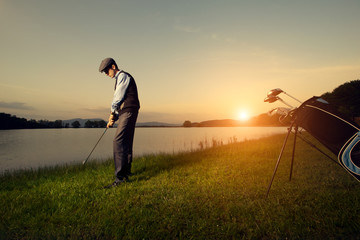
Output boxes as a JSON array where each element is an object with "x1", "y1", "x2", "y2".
[
  {"x1": 278, "y1": 99, "x2": 293, "y2": 108},
  {"x1": 283, "y1": 92, "x2": 302, "y2": 103},
  {"x1": 83, "y1": 128, "x2": 108, "y2": 165}
]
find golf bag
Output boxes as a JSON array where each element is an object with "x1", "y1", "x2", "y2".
[{"x1": 294, "y1": 97, "x2": 360, "y2": 182}]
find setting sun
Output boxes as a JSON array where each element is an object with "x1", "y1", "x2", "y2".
[{"x1": 237, "y1": 111, "x2": 250, "y2": 121}]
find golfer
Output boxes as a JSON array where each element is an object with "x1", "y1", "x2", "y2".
[{"x1": 99, "y1": 58, "x2": 140, "y2": 188}]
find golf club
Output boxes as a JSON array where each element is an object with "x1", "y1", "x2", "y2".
[
  {"x1": 267, "y1": 88, "x2": 302, "y2": 103},
  {"x1": 264, "y1": 95, "x2": 278, "y2": 103},
  {"x1": 268, "y1": 107, "x2": 291, "y2": 116},
  {"x1": 83, "y1": 128, "x2": 108, "y2": 165},
  {"x1": 264, "y1": 95, "x2": 293, "y2": 108}
]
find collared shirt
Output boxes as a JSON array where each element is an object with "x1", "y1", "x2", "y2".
[{"x1": 111, "y1": 70, "x2": 131, "y2": 114}]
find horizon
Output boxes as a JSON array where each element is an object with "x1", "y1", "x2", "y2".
[
  {"x1": 0, "y1": 110, "x2": 270, "y2": 125},
  {"x1": 1, "y1": 1, "x2": 359, "y2": 124}
]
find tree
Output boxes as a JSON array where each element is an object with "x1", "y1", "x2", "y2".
[
  {"x1": 72, "y1": 120, "x2": 81, "y2": 128},
  {"x1": 84, "y1": 120, "x2": 107, "y2": 128},
  {"x1": 98, "y1": 120, "x2": 107, "y2": 128},
  {"x1": 183, "y1": 120, "x2": 192, "y2": 127},
  {"x1": 321, "y1": 80, "x2": 360, "y2": 118},
  {"x1": 54, "y1": 120, "x2": 63, "y2": 128},
  {"x1": 84, "y1": 120, "x2": 93, "y2": 128}
]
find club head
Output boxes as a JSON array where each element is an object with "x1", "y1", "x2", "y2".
[
  {"x1": 267, "y1": 88, "x2": 283, "y2": 97},
  {"x1": 268, "y1": 107, "x2": 291, "y2": 116},
  {"x1": 264, "y1": 95, "x2": 279, "y2": 103}
]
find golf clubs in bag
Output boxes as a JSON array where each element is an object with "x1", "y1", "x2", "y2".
[
  {"x1": 294, "y1": 97, "x2": 360, "y2": 182},
  {"x1": 266, "y1": 95, "x2": 360, "y2": 196}
]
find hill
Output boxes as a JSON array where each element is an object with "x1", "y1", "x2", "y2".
[
  {"x1": 183, "y1": 113, "x2": 288, "y2": 127},
  {"x1": 62, "y1": 118, "x2": 104, "y2": 128}
]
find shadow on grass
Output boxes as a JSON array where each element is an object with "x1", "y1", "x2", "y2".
[
  {"x1": 130, "y1": 134, "x2": 283, "y2": 183},
  {"x1": 130, "y1": 150, "x2": 208, "y2": 182}
]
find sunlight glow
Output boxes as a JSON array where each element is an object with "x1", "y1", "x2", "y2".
[{"x1": 237, "y1": 111, "x2": 250, "y2": 121}]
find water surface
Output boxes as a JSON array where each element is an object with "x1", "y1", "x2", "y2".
[{"x1": 0, "y1": 127, "x2": 287, "y2": 172}]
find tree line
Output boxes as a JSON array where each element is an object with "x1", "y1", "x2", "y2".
[
  {"x1": 182, "y1": 113, "x2": 287, "y2": 127},
  {"x1": 0, "y1": 113, "x2": 106, "y2": 130},
  {"x1": 321, "y1": 80, "x2": 360, "y2": 119}
]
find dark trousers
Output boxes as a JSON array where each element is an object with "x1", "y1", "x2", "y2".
[{"x1": 113, "y1": 110, "x2": 138, "y2": 179}]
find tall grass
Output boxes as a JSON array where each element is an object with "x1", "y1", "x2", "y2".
[{"x1": 1, "y1": 134, "x2": 360, "y2": 239}]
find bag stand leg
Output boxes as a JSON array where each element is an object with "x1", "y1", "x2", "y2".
[
  {"x1": 266, "y1": 122, "x2": 295, "y2": 198},
  {"x1": 289, "y1": 125, "x2": 298, "y2": 181}
]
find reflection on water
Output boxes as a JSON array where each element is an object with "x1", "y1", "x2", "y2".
[{"x1": 0, "y1": 127, "x2": 287, "y2": 172}]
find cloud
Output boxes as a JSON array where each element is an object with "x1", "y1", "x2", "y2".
[
  {"x1": 173, "y1": 23, "x2": 237, "y2": 44},
  {"x1": 137, "y1": 111, "x2": 211, "y2": 124},
  {"x1": 210, "y1": 33, "x2": 237, "y2": 43},
  {"x1": 211, "y1": 33, "x2": 218, "y2": 40},
  {"x1": 78, "y1": 107, "x2": 109, "y2": 118},
  {"x1": 173, "y1": 24, "x2": 200, "y2": 33},
  {"x1": 81, "y1": 107, "x2": 109, "y2": 114},
  {"x1": 0, "y1": 101, "x2": 35, "y2": 110}
]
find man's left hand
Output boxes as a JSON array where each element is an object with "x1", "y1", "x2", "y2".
[
  {"x1": 107, "y1": 121, "x2": 114, "y2": 128},
  {"x1": 107, "y1": 113, "x2": 118, "y2": 128}
]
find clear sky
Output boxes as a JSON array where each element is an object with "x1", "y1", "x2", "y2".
[{"x1": 0, "y1": 0, "x2": 359, "y2": 123}]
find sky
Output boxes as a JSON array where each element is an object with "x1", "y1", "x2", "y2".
[{"x1": 0, "y1": 0, "x2": 359, "y2": 124}]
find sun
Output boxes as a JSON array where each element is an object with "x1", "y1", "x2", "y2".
[{"x1": 237, "y1": 111, "x2": 250, "y2": 121}]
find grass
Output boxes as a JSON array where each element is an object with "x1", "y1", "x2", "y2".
[{"x1": 1, "y1": 134, "x2": 360, "y2": 239}]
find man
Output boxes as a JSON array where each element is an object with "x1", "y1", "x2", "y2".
[{"x1": 99, "y1": 58, "x2": 140, "y2": 188}]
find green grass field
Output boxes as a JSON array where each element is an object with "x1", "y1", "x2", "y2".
[{"x1": 1, "y1": 134, "x2": 360, "y2": 239}]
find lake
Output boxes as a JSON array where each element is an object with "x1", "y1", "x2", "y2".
[{"x1": 0, "y1": 127, "x2": 287, "y2": 173}]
